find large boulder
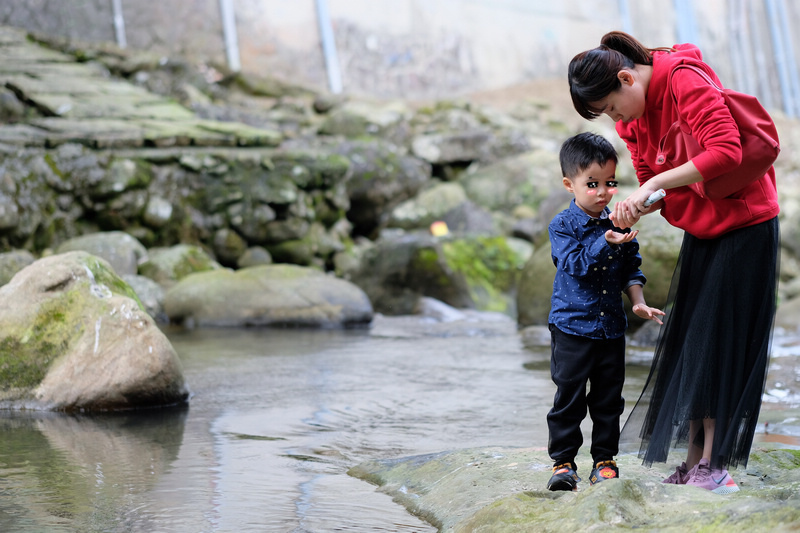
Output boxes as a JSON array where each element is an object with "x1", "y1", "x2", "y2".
[
  {"x1": 387, "y1": 182, "x2": 469, "y2": 230},
  {"x1": 0, "y1": 251, "x2": 188, "y2": 411},
  {"x1": 775, "y1": 294, "x2": 800, "y2": 333},
  {"x1": 343, "y1": 233, "x2": 530, "y2": 316},
  {"x1": 343, "y1": 234, "x2": 474, "y2": 315},
  {"x1": 516, "y1": 242, "x2": 558, "y2": 328},
  {"x1": 0, "y1": 249, "x2": 35, "y2": 286},
  {"x1": 317, "y1": 100, "x2": 412, "y2": 142},
  {"x1": 163, "y1": 264, "x2": 374, "y2": 328},
  {"x1": 460, "y1": 150, "x2": 562, "y2": 213},
  {"x1": 335, "y1": 139, "x2": 432, "y2": 238},
  {"x1": 409, "y1": 104, "x2": 531, "y2": 166},
  {"x1": 56, "y1": 231, "x2": 148, "y2": 276},
  {"x1": 138, "y1": 244, "x2": 222, "y2": 287},
  {"x1": 122, "y1": 273, "x2": 167, "y2": 323}
]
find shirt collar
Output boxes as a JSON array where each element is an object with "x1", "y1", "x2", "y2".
[{"x1": 568, "y1": 199, "x2": 611, "y2": 225}]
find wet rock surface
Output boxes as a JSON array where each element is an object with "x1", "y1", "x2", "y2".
[
  {"x1": 163, "y1": 263, "x2": 374, "y2": 328},
  {"x1": 350, "y1": 445, "x2": 800, "y2": 532}
]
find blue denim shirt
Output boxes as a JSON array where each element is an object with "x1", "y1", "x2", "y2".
[{"x1": 548, "y1": 200, "x2": 646, "y2": 339}]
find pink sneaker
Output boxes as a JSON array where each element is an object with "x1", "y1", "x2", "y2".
[
  {"x1": 685, "y1": 458, "x2": 740, "y2": 494},
  {"x1": 662, "y1": 462, "x2": 688, "y2": 484}
]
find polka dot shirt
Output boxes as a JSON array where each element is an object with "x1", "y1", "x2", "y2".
[{"x1": 548, "y1": 200, "x2": 646, "y2": 339}]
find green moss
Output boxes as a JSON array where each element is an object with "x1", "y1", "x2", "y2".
[
  {"x1": 128, "y1": 159, "x2": 153, "y2": 188},
  {"x1": 173, "y1": 248, "x2": 215, "y2": 279},
  {"x1": 410, "y1": 247, "x2": 451, "y2": 287},
  {"x1": 785, "y1": 449, "x2": 800, "y2": 465},
  {"x1": 0, "y1": 256, "x2": 148, "y2": 391},
  {"x1": 444, "y1": 237, "x2": 525, "y2": 289},
  {"x1": 442, "y1": 237, "x2": 526, "y2": 312},
  {"x1": 84, "y1": 257, "x2": 145, "y2": 311},
  {"x1": 0, "y1": 293, "x2": 82, "y2": 390},
  {"x1": 43, "y1": 153, "x2": 68, "y2": 182},
  {"x1": 271, "y1": 153, "x2": 351, "y2": 189},
  {"x1": 751, "y1": 448, "x2": 800, "y2": 470},
  {"x1": 0, "y1": 337, "x2": 59, "y2": 389}
]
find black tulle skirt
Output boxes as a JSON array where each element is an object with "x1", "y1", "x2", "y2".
[{"x1": 620, "y1": 217, "x2": 779, "y2": 470}]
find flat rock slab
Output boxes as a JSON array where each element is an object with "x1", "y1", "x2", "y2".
[
  {"x1": 0, "y1": 25, "x2": 282, "y2": 149},
  {"x1": 349, "y1": 446, "x2": 800, "y2": 532},
  {"x1": 164, "y1": 263, "x2": 374, "y2": 328}
]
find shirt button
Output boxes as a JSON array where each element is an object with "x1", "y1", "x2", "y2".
[
  {"x1": 600, "y1": 312, "x2": 605, "y2": 316},
  {"x1": 608, "y1": 255, "x2": 613, "y2": 259},
  {"x1": 603, "y1": 290, "x2": 607, "y2": 294},
  {"x1": 603, "y1": 266, "x2": 607, "y2": 270},
  {"x1": 594, "y1": 267, "x2": 598, "y2": 271}
]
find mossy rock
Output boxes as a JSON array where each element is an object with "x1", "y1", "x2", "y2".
[
  {"x1": 0, "y1": 252, "x2": 149, "y2": 399},
  {"x1": 350, "y1": 446, "x2": 800, "y2": 532},
  {"x1": 138, "y1": 244, "x2": 221, "y2": 286},
  {"x1": 440, "y1": 236, "x2": 530, "y2": 314}
]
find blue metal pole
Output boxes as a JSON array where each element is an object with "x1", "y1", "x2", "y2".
[
  {"x1": 674, "y1": 0, "x2": 699, "y2": 45},
  {"x1": 315, "y1": 0, "x2": 343, "y2": 94},
  {"x1": 765, "y1": 0, "x2": 794, "y2": 116},
  {"x1": 219, "y1": 0, "x2": 241, "y2": 72},
  {"x1": 776, "y1": 0, "x2": 800, "y2": 116},
  {"x1": 111, "y1": 0, "x2": 127, "y2": 49},
  {"x1": 618, "y1": 0, "x2": 633, "y2": 34},
  {"x1": 748, "y1": 0, "x2": 775, "y2": 109}
]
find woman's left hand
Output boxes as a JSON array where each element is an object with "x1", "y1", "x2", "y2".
[{"x1": 612, "y1": 188, "x2": 658, "y2": 229}]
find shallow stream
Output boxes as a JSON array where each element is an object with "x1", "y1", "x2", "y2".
[{"x1": 1, "y1": 314, "x2": 798, "y2": 532}]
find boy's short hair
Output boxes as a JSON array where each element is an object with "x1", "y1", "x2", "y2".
[{"x1": 559, "y1": 132, "x2": 618, "y2": 178}]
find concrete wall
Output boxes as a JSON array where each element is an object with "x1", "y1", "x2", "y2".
[
  {"x1": 2, "y1": 0, "x2": 799, "y2": 113},
  {"x1": 228, "y1": 0, "x2": 676, "y2": 99}
]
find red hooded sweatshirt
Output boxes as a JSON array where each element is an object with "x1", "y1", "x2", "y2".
[{"x1": 616, "y1": 43, "x2": 779, "y2": 239}]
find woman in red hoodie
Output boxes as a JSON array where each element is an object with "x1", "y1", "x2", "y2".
[{"x1": 567, "y1": 31, "x2": 779, "y2": 494}]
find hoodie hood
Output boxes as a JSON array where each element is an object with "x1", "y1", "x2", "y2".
[{"x1": 648, "y1": 43, "x2": 706, "y2": 100}]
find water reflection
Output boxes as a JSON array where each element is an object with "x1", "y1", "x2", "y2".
[{"x1": 0, "y1": 406, "x2": 187, "y2": 532}]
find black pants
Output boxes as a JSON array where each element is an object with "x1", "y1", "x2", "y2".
[{"x1": 547, "y1": 325, "x2": 626, "y2": 470}]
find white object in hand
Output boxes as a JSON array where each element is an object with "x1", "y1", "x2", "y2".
[{"x1": 644, "y1": 189, "x2": 666, "y2": 207}]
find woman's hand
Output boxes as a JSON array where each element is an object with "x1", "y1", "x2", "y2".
[
  {"x1": 611, "y1": 187, "x2": 659, "y2": 229},
  {"x1": 632, "y1": 303, "x2": 665, "y2": 325}
]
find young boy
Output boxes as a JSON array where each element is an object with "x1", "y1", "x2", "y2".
[{"x1": 546, "y1": 132, "x2": 664, "y2": 491}]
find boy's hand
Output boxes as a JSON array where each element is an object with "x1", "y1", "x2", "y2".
[
  {"x1": 605, "y1": 229, "x2": 638, "y2": 244},
  {"x1": 632, "y1": 303, "x2": 665, "y2": 325}
]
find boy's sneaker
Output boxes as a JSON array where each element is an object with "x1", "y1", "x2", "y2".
[
  {"x1": 547, "y1": 463, "x2": 581, "y2": 491},
  {"x1": 662, "y1": 462, "x2": 689, "y2": 484},
  {"x1": 685, "y1": 458, "x2": 740, "y2": 494},
  {"x1": 589, "y1": 460, "x2": 619, "y2": 485}
]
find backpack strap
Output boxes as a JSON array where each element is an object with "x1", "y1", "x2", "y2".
[{"x1": 670, "y1": 63, "x2": 723, "y2": 92}]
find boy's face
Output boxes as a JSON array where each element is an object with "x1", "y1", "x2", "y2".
[{"x1": 563, "y1": 161, "x2": 618, "y2": 217}]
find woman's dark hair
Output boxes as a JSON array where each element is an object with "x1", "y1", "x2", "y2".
[
  {"x1": 559, "y1": 132, "x2": 618, "y2": 179},
  {"x1": 568, "y1": 31, "x2": 672, "y2": 120}
]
